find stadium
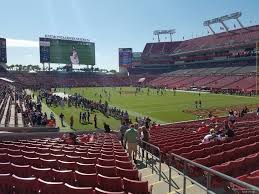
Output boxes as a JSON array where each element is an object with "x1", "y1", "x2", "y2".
[{"x1": 0, "y1": 2, "x2": 259, "y2": 194}]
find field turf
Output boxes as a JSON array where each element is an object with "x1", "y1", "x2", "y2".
[{"x1": 43, "y1": 87, "x2": 259, "y2": 131}]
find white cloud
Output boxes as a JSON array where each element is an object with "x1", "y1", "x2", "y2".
[{"x1": 6, "y1": 38, "x2": 38, "y2": 48}]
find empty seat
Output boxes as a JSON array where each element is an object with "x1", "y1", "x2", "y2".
[
  {"x1": 101, "y1": 154, "x2": 115, "y2": 160},
  {"x1": 94, "y1": 187, "x2": 126, "y2": 194},
  {"x1": 0, "y1": 173, "x2": 13, "y2": 194},
  {"x1": 115, "y1": 155, "x2": 130, "y2": 162},
  {"x1": 40, "y1": 158, "x2": 58, "y2": 169},
  {"x1": 123, "y1": 178, "x2": 152, "y2": 194},
  {"x1": 75, "y1": 171, "x2": 98, "y2": 188},
  {"x1": 64, "y1": 183, "x2": 94, "y2": 194},
  {"x1": 116, "y1": 167, "x2": 140, "y2": 180},
  {"x1": 80, "y1": 157, "x2": 97, "y2": 164},
  {"x1": 38, "y1": 178, "x2": 64, "y2": 194},
  {"x1": 50, "y1": 169, "x2": 75, "y2": 185},
  {"x1": 88, "y1": 152, "x2": 101, "y2": 158},
  {"x1": 97, "y1": 174, "x2": 123, "y2": 192},
  {"x1": 10, "y1": 163, "x2": 31, "y2": 177},
  {"x1": 0, "y1": 162, "x2": 11, "y2": 174},
  {"x1": 12, "y1": 175, "x2": 39, "y2": 194},
  {"x1": 58, "y1": 160, "x2": 77, "y2": 170},
  {"x1": 30, "y1": 166, "x2": 52, "y2": 181},
  {"x1": 23, "y1": 156, "x2": 41, "y2": 167},
  {"x1": 98, "y1": 158, "x2": 116, "y2": 166},
  {"x1": 0, "y1": 154, "x2": 9, "y2": 163},
  {"x1": 77, "y1": 163, "x2": 96, "y2": 174},
  {"x1": 115, "y1": 160, "x2": 134, "y2": 169},
  {"x1": 96, "y1": 164, "x2": 117, "y2": 177},
  {"x1": 8, "y1": 154, "x2": 24, "y2": 165}
]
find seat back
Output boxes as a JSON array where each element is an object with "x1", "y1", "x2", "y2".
[
  {"x1": 97, "y1": 174, "x2": 123, "y2": 192},
  {"x1": 74, "y1": 171, "x2": 98, "y2": 187},
  {"x1": 123, "y1": 178, "x2": 150, "y2": 194}
]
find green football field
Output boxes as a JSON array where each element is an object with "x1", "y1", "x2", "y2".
[{"x1": 41, "y1": 87, "x2": 259, "y2": 131}]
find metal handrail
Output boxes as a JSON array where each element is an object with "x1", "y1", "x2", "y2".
[
  {"x1": 138, "y1": 139, "x2": 162, "y2": 181},
  {"x1": 168, "y1": 152, "x2": 259, "y2": 194}
]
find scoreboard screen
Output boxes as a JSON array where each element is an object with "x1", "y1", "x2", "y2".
[
  {"x1": 0, "y1": 38, "x2": 7, "y2": 63},
  {"x1": 39, "y1": 38, "x2": 95, "y2": 65},
  {"x1": 119, "y1": 48, "x2": 132, "y2": 67}
]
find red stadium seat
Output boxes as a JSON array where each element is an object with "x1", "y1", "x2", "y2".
[
  {"x1": 21, "y1": 150, "x2": 35, "y2": 158},
  {"x1": 12, "y1": 175, "x2": 39, "y2": 194},
  {"x1": 80, "y1": 157, "x2": 97, "y2": 164},
  {"x1": 50, "y1": 169, "x2": 75, "y2": 185},
  {"x1": 96, "y1": 164, "x2": 117, "y2": 177},
  {"x1": 64, "y1": 183, "x2": 94, "y2": 194},
  {"x1": 115, "y1": 155, "x2": 130, "y2": 162},
  {"x1": 49, "y1": 154, "x2": 65, "y2": 161},
  {"x1": 114, "y1": 151, "x2": 128, "y2": 157},
  {"x1": 0, "y1": 173, "x2": 13, "y2": 194},
  {"x1": 101, "y1": 154, "x2": 115, "y2": 160},
  {"x1": 98, "y1": 158, "x2": 116, "y2": 166},
  {"x1": 116, "y1": 167, "x2": 140, "y2": 180},
  {"x1": 7, "y1": 149, "x2": 21, "y2": 155},
  {"x1": 40, "y1": 158, "x2": 58, "y2": 169},
  {"x1": 10, "y1": 163, "x2": 31, "y2": 177},
  {"x1": 97, "y1": 174, "x2": 123, "y2": 192},
  {"x1": 88, "y1": 152, "x2": 101, "y2": 158},
  {"x1": 30, "y1": 166, "x2": 52, "y2": 181},
  {"x1": 58, "y1": 160, "x2": 77, "y2": 170},
  {"x1": 8, "y1": 154, "x2": 24, "y2": 165},
  {"x1": 123, "y1": 178, "x2": 152, "y2": 194},
  {"x1": 77, "y1": 163, "x2": 96, "y2": 174},
  {"x1": 0, "y1": 162, "x2": 11, "y2": 174},
  {"x1": 23, "y1": 156, "x2": 41, "y2": 167},
  {"x1": 38, "y1": 178, "x2": 64, "y2": 194},
  {"x1": 94, "y1": 187, "x2": 126, "y2": 194},
  {"x1": 115, "y1": 160, "x2": 134, "y2": 169},
  {"x1": 35, "y1": 152, "x2": 51, "y2": 160},
  {"x1": 74, "y1": 171, "x2": 98, "y2": 188},
  {"x1": 0, "y1": 154, "x2": 9, "y2": 163}
]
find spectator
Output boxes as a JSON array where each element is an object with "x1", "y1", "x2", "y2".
[
  {"x1": 94, "y1": 114, "x2": 97, "y2": 128},
  {"x1": 50, "y1": 112, "x2": 55, "y2": 120},
  {"x1": 87, "y1": 110, "x2": 90, "y2": 123},
  {"x1": 141, "y1": 126, "x2": 150, "y2": 159},
  {"x1": 70, "y1": 116, "x2": 74, "y2": 129},
  {"x1": 124, "y1": 124, "x2": 138, "y2": 162},
  {"x1": 103, "y1": 122, "x2": 111, "y2": 133},
  {"x1": 120, "y1": 122, "x2": 128, "y2": 145},
  {"x1": 202, "y1": 129, "x2": 216, "y2": 143},
  {"x1": 59, "y1": 112, "x2": 65, "y2": 127},
  {"x1": 257, "y1": 106, "x2": 259, "y2": 116}
]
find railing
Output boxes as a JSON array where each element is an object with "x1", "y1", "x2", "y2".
[
  {"x1": 168, "y1": 152, "x2": 259, "y2": 194},
  {"x1": 138, "y1": 139, "x2": 162, "y2": 181}
]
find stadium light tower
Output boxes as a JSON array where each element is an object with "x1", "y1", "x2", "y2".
[
  {"x1": 153, "y1": 29, "x2": 176, "y2": 42},
  {"x1": 203, "y1": 12, "x2": 244, "y2": 34}
]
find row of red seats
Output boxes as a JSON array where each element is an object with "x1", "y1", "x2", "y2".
[
  {"x1": 0, "y1": 173, "x2": 152, "y2": 194},
  {"x1": 229, "y1": 169, "x2": 259, "y2": 191},
  {"x1": 0, "y1": 162, "x2": 141, "y2": 184},
  {"x1": 210, "y1": 152, "x2": 259, "y2": 186}
]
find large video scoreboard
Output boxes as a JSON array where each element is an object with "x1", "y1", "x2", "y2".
[
  {"x1": 39, "y1": 36, "x2": 95, "y2": 65},
  {"x1": 0, "y1": 38, "x2": 7, "y2": 63},
  {"x1": 119, "y1": 48, "x2": 132, "y2": 67}
]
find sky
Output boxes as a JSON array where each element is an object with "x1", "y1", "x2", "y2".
[{"x1": 1, "y1": 0, "x2": 259, "y2": 71}]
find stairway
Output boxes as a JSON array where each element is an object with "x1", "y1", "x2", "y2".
[{"x1": 136, "y1": 149, "x2": 214, "y2": 194}]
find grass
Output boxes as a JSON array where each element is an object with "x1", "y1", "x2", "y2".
[{"x1": 41, "y1": 87, "x2": 259, "y2": 131}]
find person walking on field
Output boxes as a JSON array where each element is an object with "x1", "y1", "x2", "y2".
[
  {"x1": 70, "y1": 116, "x2": 74, "y2": 129},
  {"x1": 124, "y1": 124, "x2": 138, "y2": 162},
  {"x1": 94, "y1": 114, "x2": 97, "y2": 128},
  {"x1": 59, "y1": 112, "x2": 65, "y2": 127}
]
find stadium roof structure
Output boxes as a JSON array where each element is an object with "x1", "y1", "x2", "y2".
[{"x1": 203, "y1": 12, "x2": 244, "y2": 34}]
